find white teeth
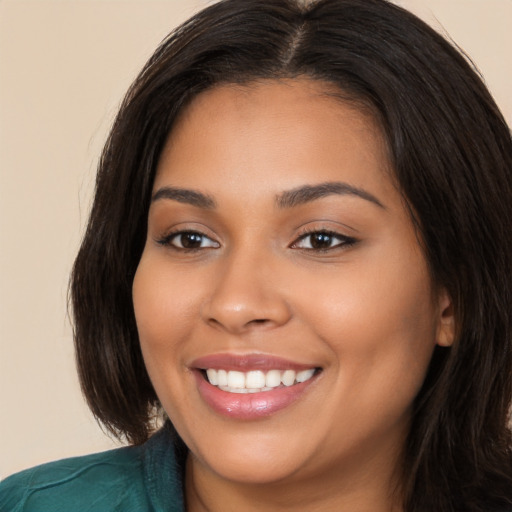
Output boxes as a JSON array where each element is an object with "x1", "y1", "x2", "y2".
[
  {"x1": 246, "y1": 370, "x2": 266, "y2": 388},
  {"x1": 219, "y1": 386, "x2": 249, "y2": 394},
  {"x1": 206, "y1": 369, "x2": 218, "y2": 386},
  {"x1": 217, "y1": 369, "x2": 228, "y2": 387},
  {"x1": 204, "y1": 367, "x2": 317, "y2": 392},
  {"x1": 296, "y1": 369, "x2": 315, "y2": 383},
  {"x1": 218, "y1": 386, "x2": 273, "y2": 394},
  {"x1": 281, "y1": 369, "x2": 296, "y2": 386},
  {"x1": 227, "y1": 371, "x2": 245, "y2": 389},
  {"x1": 265, "y1": 369, "x2": 281, "y2": 388}
]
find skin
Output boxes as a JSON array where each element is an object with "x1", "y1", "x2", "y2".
[{"x1": 132, "y1": 78, "x2": 455, "y2": 511}]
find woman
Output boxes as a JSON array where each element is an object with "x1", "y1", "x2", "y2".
[{"x1": 2, "y1": 0, "x2": 511, "y2": 510}]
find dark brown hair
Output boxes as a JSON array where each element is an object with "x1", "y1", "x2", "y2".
[{"x1": 71, "y1": 0, "x2": 512, "y2": 510}]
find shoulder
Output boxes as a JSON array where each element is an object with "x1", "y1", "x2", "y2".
[
  {"x1": 0, "y1": 444, "x2": 150, "y2": 512},
  {"x1": 0, "y1": 426, "x2": 185, "y2": 512}
]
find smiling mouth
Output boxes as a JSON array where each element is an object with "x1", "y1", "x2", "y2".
[
  {"x1": 192, "y1": 355, "x2": 322, "y2": 418},
  {"x1": 201, "y1": 368, "x2": 320, "y2": 394}
]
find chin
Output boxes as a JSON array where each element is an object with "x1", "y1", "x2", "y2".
[
  {"x1": 181, "y1": 421, "x2": 316, "y2": 485},
  {"x1": 197, "y1": 450, "x2": 308, "y2": 485}
]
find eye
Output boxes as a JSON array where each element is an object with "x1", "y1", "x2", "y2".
[
  {"x1": 158, "y1": 230, "x2": 220, "y2": 251},
  {"x1": 292, "y1": 230, "x2": 356, "y2": 251}
]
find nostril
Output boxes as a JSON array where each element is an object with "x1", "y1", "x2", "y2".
[
  {"x1": 206, "y1": 316, "x2": 273, "y2": 334},
  {"x1": 245, "y1": 318, "x2": 272, "y2": 327}
]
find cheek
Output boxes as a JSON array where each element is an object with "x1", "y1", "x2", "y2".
[
  {"x1": 294, "y1": 254, "x2": 437, "y2": 396},
  {"x1": 134, "y1": 250, "x2": 205, "y2": 322},
  {"x1": 132, "y1": 254, "x2": 200, "y2": 369},
  {"x1": 132, "y1": 254, "x2": 204, "y2": 426}
]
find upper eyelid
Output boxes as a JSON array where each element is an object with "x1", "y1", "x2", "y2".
[
  {"x1": 155, "y1": 222, "x2": 217, "y2": 240},
  {"x1": 294, "y1": 219, "x2": 359, "y2": 235},
  {"x1": 294, "y1": 225, "x2": 356, "y2": 240},
  {"x1": 162, "y1": 229, "x2": 217, "y2": 241}
]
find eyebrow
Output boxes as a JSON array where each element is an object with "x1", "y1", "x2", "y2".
[
  {"x1": 151, "y1": 181, "x2": 385, "y2": 210},
  {"x1": 275, "y1": 181, "x2": 385, "y2": 210},
  {"x1": 152, "y1": 187, "x2": 216, "y2": 209}
]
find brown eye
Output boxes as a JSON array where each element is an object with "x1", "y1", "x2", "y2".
[
  {"x1": 293, "y1": 230, "x2": 357, "y2": 251},
  {"x1": 310, "y1": 233, "x2": 334, "y2": 249},
  {"x1": 159, "y1": 231, "x2": 220, "y2": 250},
  {"x1": 177, "y1": 232, "x2": 205, "y2": 249}
]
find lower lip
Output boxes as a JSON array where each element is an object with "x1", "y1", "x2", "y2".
[{"x1": 193, "y1": 371, "x2": 317, "y2": 420}]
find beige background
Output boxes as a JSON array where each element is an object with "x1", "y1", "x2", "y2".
[{"x1": 1, "y1": 0, "x2": 511, "y2": 479}]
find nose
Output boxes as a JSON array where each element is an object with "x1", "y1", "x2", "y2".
[{"x1": 200, "y1": 247, "x2": 292, "y2": 335}]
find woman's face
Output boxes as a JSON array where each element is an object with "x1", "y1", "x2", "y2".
[{"x1": 133, "y1": 79, "x2": 453, "y2": 489}]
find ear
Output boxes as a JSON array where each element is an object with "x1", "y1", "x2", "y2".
[{"x1": 435, "y1": 288, "x2": 455, "y2": 347}]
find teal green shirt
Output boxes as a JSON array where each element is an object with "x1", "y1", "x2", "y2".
[{"x1": 0, "y1": 427, "x2": 185, "y2": 511}]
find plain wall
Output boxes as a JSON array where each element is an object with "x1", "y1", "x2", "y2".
[{"x1": 1, "y1": 0, "x2": 511, "y2": 479}]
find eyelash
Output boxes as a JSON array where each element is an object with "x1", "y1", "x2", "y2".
[
  {"x1": 156, "y1": 230, "x2": 220, "y2": 252},
  {"x1": 291, "y1": 228, "x2": 357, "y2": 252},
  {"x1": 156, "y1": 229, "x2": 357, "y2": 253}
]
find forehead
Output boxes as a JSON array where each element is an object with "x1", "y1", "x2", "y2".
[
  {"x1": 154, "y1": 78, "x2": 394, "y2": 205},
  {"x1": 165, "y1": 78, "x2": 383, "y2": 151}
]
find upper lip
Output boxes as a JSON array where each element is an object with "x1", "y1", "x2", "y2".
[{"x1": 190, "y1": 353, "x2": 320, "y2": 372}]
